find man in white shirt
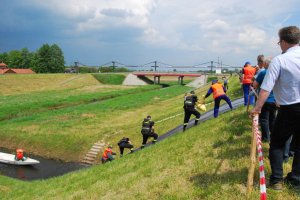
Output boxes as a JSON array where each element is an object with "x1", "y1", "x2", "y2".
[{"x1": 251, "y1": 26, "x2": 300, "y2": 190}]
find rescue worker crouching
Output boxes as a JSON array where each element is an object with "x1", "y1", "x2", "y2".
[
  {"x1": 141, "y1": 116, "x2": 158, "y2": 149},
  {"x1": 101, "y1": 145, "x2": 116, "y2": 164},
  {"x1": 183, "y1": 91, "x2": 201, "y2": 132},
  {"x1": 118, "y1": 137, "x2": 134, "y2": 157},
  {"x1": 15, "y1": 148, "x2": 27, "y2": 161}
]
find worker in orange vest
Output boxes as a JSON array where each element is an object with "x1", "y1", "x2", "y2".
[
  {"x1": 101, "y1": 145, "x2": 116, "y2": 164},
  {"x1": 15, "y1": 148, "x2": 26, "y2": 161},
  {"x1": 242, "y1": 61, "x2": 256, "y2": 105},
  {"x1": 204, "y1": 80, "x2": 233, "y2": 118}
]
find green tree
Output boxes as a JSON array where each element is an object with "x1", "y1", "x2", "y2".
[
  {"x1": 49, "y1": 44, "x2": 65, "y2": 73},
  {"x1": 0, "y1": 52, "x2": 9, "y2": 64},
  {"x1": 33, "y1": 44, "x2": 65, "y2": 73},
  {"x1": 19, "y1": 48, "x2": 33, "y2": 68},
  {"x1": 7, "y1": 50, "x2": 22, "y2": 68}
]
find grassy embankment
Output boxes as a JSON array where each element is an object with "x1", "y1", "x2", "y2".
[
  {"x1": 0, "y1": 73, "x2": 297, "y2": 199},
  {"x1": 0, "y1": 73, "x2": 198, "y2": 161},
  {"x1": 0, "y1": 74, "x2": 243, "y2": 162},
  {"x1": 0, "y1": 99, "x2": 297, "y2": 199}
]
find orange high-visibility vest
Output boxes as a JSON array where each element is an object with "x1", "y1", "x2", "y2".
[
  {"x1": 242, "y1": 65, "x2": 256, "y2": 84},
  {"x1": 211, "y1": 83, "x2": 225, "y2": 99},
  {"x1": 102, "y1": 148, "x2": 112, "y2": 159},
  {"x1": 16, "y1": 149, "x2": 24, "y2": 160}
]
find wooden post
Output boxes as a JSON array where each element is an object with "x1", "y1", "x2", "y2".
[{"x1": 247, "y1": 115, "x2": 257, "y2": 196}]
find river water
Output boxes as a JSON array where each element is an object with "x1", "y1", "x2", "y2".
[{"x1": 0, "y1": 149, "x2": 87, "y2": 181}]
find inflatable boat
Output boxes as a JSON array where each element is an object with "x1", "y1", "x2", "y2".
[{"x1": 0, "y1": 152, "x2": 40, "y2": 165}]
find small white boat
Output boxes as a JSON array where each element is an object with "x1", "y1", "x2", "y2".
[{"x1": 0, "y1": 152, "x2": 40, "y2": 165}]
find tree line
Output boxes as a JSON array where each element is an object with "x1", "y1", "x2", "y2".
[{"x1": 0, "y1": 44, "x2": 65, "y2": 73}]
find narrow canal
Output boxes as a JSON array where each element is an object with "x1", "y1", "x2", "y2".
[{"x1": 0, "y1": 148, "x2": 87, "y2": 181}]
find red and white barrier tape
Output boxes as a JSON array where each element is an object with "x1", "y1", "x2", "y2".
[{"x1": 253, "y1": 114, "x2": 267, "y2": 200}]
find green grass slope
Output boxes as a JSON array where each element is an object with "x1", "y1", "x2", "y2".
[
  {"x1": 0, "y1": 107, "x2": 297, "y2": 200},
  {"x1": 92, "y1": 73, "x2": 126, "y2": 85}
]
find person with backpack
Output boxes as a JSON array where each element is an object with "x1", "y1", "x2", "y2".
[
  {"x1": 204, "y1": 80, "x2": 233, "y2": 118},
  {"x1": 183, "y1": 91, "x2": 201, "y2": 131},
  {"x1": 141, "y1": 116, "x2": 158, "y2": 149},
  {"x1": 118, "y1": 137, "x2": 134, "y2": 157}
]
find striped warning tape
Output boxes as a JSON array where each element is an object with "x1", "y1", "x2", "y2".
[{"x1": 252, "y1": 114, "x2": 267, "y2": 200}]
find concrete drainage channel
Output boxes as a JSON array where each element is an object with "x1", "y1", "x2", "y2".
[{"x1": 0, "y1": 98, "x2": 243, "y2": 181}]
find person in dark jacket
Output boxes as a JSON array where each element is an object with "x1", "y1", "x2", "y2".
[
  {"x1": 183, "y1": 91, "x2": 201, "y2": 131},
  {"x1": 118, "y1": 137, "x2": 134, "y2": 157},
  {"x1": 141, "y1": 116, "x2": 158, "y2": 149}
]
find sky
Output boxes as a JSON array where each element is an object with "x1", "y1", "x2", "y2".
[{"x1": 1, "y1": 0, "x2": 300, "y2": 69}]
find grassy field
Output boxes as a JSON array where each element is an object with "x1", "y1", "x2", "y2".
[
  {"x1": 0, "y1": 107, "x2": 297, "y2": 199},
  {"x1": 0, "y1": 74, "x2": 242, "y2": 162},
  {"x1": 0, "y1": 73, "x2": 297, "y2": 199}
]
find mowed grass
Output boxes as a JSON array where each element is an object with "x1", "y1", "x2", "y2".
[
  {"x1": 0, "y1": 106, "x2": 297, "y2": 200},
  {"x1": 0, "y1": 74, "x2": 243, "y2": 162},
  {"x1": 0, "y1": 74, "x2": 101, "y2": 96},
  {"x1": 0, "y1": 73, "x2": 192, "y2": 161}
]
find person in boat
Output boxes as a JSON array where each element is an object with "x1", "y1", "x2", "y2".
[
  {"x1": 101, "y1": 145, "x2": 116, "y2": 164},
  {"x1": 15, "y1": 148, "x2": 27, "y2": 161}
]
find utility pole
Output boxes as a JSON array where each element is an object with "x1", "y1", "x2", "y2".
[
  {"x1": 112, "y1": 61, "x2": 116, "y2": 71},
  {"x1": 210, "y1": 61, "x2": 213, "y2": 74},
  {"x1": 74, "y1": 61, "x2": 79, "y2": 73},
  {"x1": 151, "y1": 61, "x2": 158, "y2": 71}
]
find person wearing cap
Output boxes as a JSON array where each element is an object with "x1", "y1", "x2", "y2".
[
  {"x1": 183, "y1": 90, "x2": 201, "y2": 131},
  {"x1": 118, "y1": 137, "x2": 134, "y2": 157},
  {"x1": 140, "y1": 115, "x2": 158, "y2": 149},
  {"x1": 204, "y1": 80, "x2": 233, "y2": 118},
  {"x1": 251, "y1": 26, "x2": 300, "y2": 190},
  {"x1": 101, "y1": 145, "x2": 116, "y2": 164},
  {"x1": 242, "y1": 61, "x2": 256, "y2": 105}
]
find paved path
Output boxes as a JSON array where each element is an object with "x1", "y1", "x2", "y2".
[{"x1": 131, "y1": 98, "x2": 244, "y2": 153}]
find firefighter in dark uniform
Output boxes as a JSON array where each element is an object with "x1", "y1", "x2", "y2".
[
  {"x1": 118, "y1": 137, "x2": 134, "y2": 157},
  {"x1": 183, "y1": 90, "x2": 201, "y2": 131},
  {"x1": 141, "y1": 116, "x2": 158, "y2": 149}
]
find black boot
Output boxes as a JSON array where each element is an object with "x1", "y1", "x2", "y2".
[{"x1": 183, "y1": 125, "x2": 187, "y2": 132}]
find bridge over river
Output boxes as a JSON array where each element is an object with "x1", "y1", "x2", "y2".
[{"x1": 132, "y1": 72, "x2": 201, "y2": 85}]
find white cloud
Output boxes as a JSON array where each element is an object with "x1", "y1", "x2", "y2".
[{"x1": 2, "y1": 0, "x2": 300, "y2": 65}]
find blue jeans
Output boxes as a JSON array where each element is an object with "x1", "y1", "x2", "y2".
[
  {"x1": 259, "y1": 102, "x2": 277, "y2": 142},
  {"x1": 269, "y1": 103, "x2": 300, "y2": 184},
  {"x1": 213, "y1": 95, "x2": 233, "y2": 118},
  {"x1": 242, "y1": 84, "x2": 254, "y2": 105}
]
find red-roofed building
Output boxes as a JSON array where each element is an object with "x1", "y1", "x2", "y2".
[
  {"x1": 0, "y1": 62, "x2": 35, "y2": 74},
  {"x1": 0, "y1": 62, "x2": 7, "y2": 69}
]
